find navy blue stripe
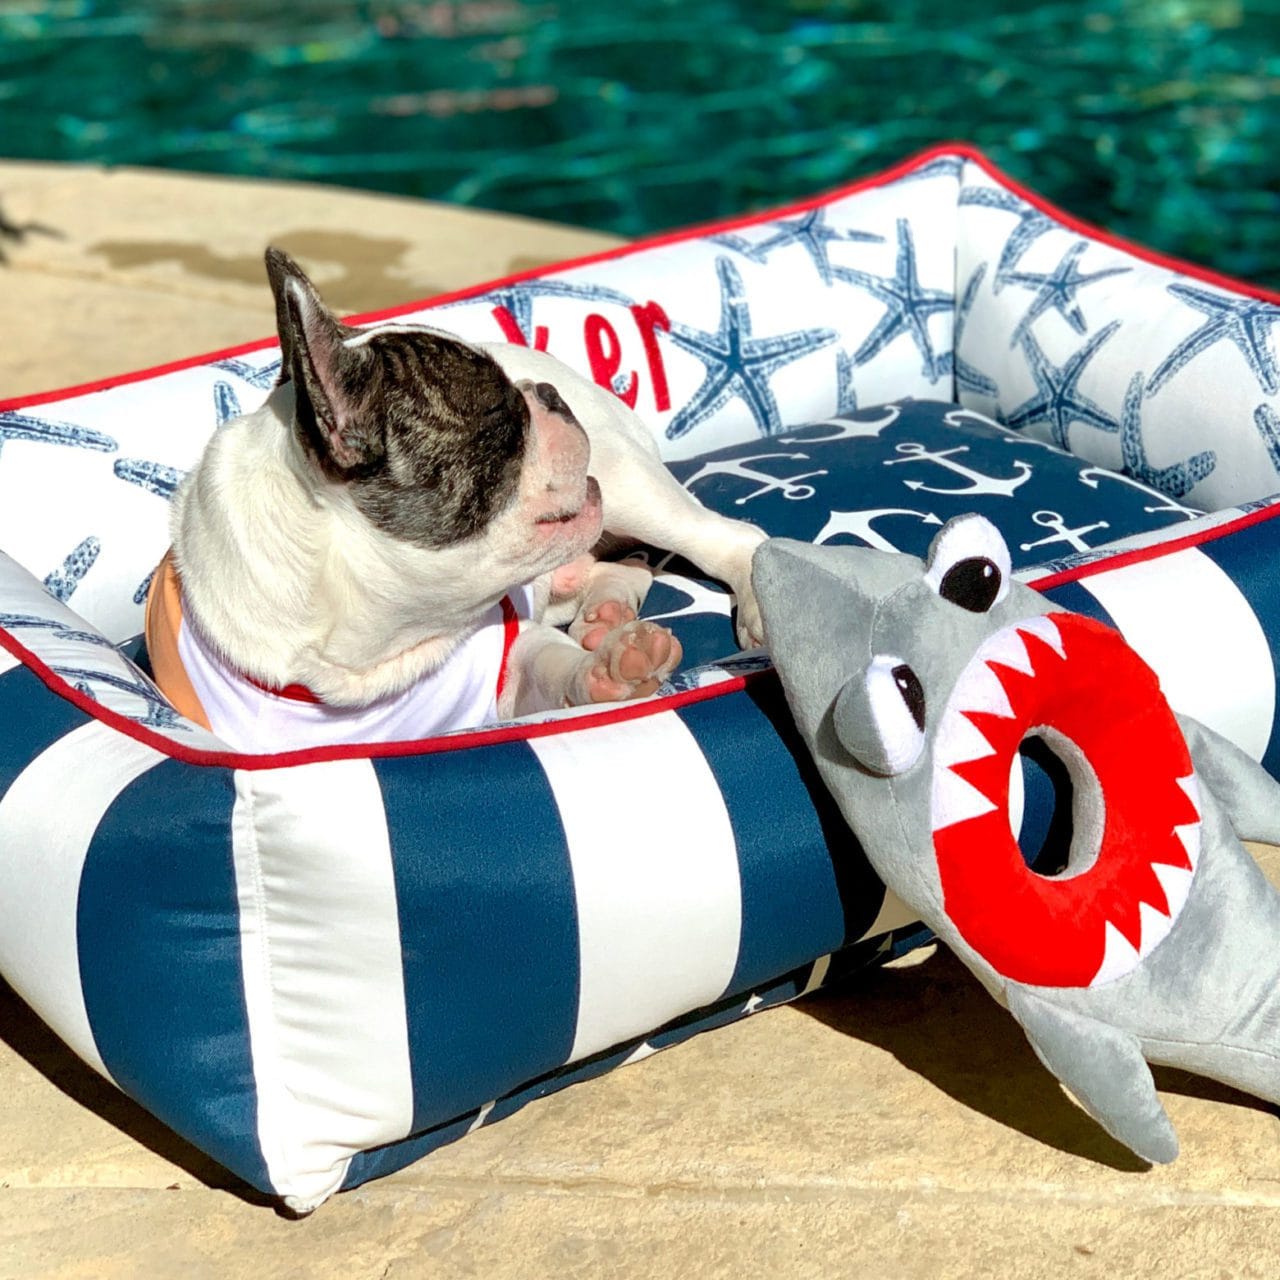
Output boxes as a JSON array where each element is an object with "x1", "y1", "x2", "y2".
[
  {"x1": 678, "y1": 677, "x2": 874, "y2": 991},
  {"x1": 1191, "y1": 515, "x2": 1280, "y2": 774},
  {"x1": 343, "y1": 954, "x2": 841, "y2": 1191},
  {"x1": 1037, "y1": 578, "x2": 1117, "y2": 626},
  {"x1": 374, "y1": 741, "x2": 579, "y2": 1133},
  {"x1": 343, "y1": 925, "x2": 940, "y2": 1191},
  {"x1": 76, "y1": 759, "x2": 270, "y2": 1195},
  {"x1": 0, "y1": 663, "x2": 92, "y2": 802}
]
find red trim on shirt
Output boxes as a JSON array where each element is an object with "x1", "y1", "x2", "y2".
[
  {"x1": 495, "y1": 595, "x2": 519, "y2": 700},
  {"x1": 240, "y1": 671, "x2": 324, "y2": 703}
]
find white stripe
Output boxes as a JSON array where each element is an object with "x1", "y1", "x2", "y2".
[
  {"x1": 0, "y1": 722, "x2": 165, "y2": 1077},
  {"x1": 530, "y1": 712, "x2": 742, "y2": 1064},
  {"x1": 231, "y1": 758, "x2": 413, "y2": 1210},
  {"x1": 0, "y1": 647, "x2": 18, "y2": 678},
  {"x1": 1080, "y1": 548, "x2": 1276, "y2": 760}
]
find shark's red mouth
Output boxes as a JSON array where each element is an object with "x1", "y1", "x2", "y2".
[{"x1": 931, "y1": 612, "x2": 1201, "y2": 989}]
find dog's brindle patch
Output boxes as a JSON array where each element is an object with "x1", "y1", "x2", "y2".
[
  {"x1": 270, "y1": 242, "x2": 533, "y2": 549},
  {"x1": 331, "y1": 331, "x2": 529, "y2": 549}
]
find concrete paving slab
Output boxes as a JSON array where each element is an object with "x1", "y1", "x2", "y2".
[
  {"x1": 6, "y1": 942, "x2": 1280, "y2": 1276},
  {"x1": 6, "y1": 957, "x2": 1280, "y2": 1278},
  {"x1": 0, "y1": 159, "x2": 622, "y2": 399},
  {"x1": 6, "y1": 1183, "x2": 1280, "y2": 1280}
]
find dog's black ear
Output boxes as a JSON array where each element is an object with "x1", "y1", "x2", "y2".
[{"x1": 264, "y1": 246, "x2": 381, "y2": 476}]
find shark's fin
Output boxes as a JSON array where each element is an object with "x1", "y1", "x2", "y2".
[
  {"x1": 1006, "y1": 986, "x2": 1179, "y2": 1164},
  {"x1": 1179, "y1": 714, "x2": 1280, "y2": 846}
]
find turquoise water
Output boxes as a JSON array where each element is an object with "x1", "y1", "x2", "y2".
[{"x1": 4, "y1": 0, "x2": 1280, "y2": 283}]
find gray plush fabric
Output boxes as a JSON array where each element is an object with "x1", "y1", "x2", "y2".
[{"x1": 753, "y1": 516, "x2": 1280, "y2": 1163}]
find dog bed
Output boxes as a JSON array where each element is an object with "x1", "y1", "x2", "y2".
[{"x1": 3, "y1": 143, "x2": 1280, "y2": 1211}]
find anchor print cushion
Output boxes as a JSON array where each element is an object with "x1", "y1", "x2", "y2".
[{"x1": 640, "y1": 397, "x2": 1202, "y2": 673}]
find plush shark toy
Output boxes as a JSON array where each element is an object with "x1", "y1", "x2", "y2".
[{"x1": 752, "y1": 515, "x2": 1280, "y2": 1163}]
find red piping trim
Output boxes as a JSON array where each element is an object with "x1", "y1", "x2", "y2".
[
  {"x1": 949, "y1": 144, "x2": 1280, "y2": 307},
  {"x1": 1027, "y1": 501, "x2": 1280, "y2": 591},
  {"x1": 4, "y1": 497, "x2": 1278, "y2": 770},
  {"x1": 7, "y1": 140, "x2": 1280, "y2": 416},
  {"x1": 19, "y1": 140, "x2": 1275, "y2": 413},
  {"x1": 0, "y1": 147, "x2": 943, "y2": 412},
  {"x1": 0, "y1": 621, "x2": 761, "y2": 771}
]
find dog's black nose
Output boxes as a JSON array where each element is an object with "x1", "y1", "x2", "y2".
[{"x1": 534, "y1": 381, "x2": 578, "y2": 424}]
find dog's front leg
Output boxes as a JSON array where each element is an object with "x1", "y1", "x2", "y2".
[
  {"x1": 588, "y1": 438, "x2": 767, "y2": 648},
  {"x1": 498, "y1": 619, "x2": 682, "y2": 718},
  {"x1": 482, "y1": 344, "x2": 766, "y2": 648}
]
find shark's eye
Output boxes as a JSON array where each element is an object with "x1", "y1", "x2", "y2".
[
  {"x1": 833, "y1": 654, "x2": 926, "y2": 776},
  {"x1": 939, "y1": 557, "x2": 1002, "y2": 612},
  {"x1": 890, "y1": 662, "x2": 926, "y2": 731},
  {"x1": 924, "y1": 515, "x2": 1011, "y2": 613}
]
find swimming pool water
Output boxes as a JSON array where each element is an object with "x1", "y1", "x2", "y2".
[{"x1": 3, "y1": 0, "x2": 1280, "y2": 283}]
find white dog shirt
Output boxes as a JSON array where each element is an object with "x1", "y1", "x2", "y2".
[{"x1": 144, "y1": 552, "x2": 533, "y2": 753}]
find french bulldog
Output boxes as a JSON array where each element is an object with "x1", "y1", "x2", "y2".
[{"x1": 144, "y1": 248, "x2": 765, "y2": 751}]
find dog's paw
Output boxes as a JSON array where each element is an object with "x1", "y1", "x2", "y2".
[
  {"x1": 717, "y1": 524, "x2": 766, "y2": 650},
  {"x1": 567, "y1": 557, "x2": 654, "y2": 651},
  {"x1": 579, "y1": 620, "x2": 682, "y2": 703},
  {"x1": 571, "y1": 597, "x2": 637, "y2": 652},
  {"x1": 734, "y1": 584, "x2": 765, "y2": 650}
]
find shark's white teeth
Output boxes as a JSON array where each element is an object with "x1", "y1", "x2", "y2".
[
  {"x1": 966, "y1": 658, "x2": 1015, "y2": 720},
  {"x1": 1174, "y1": 817, "x2": 1202, "y2": 871},
  {"x1": 1090, "y1": 890, "x2": 1186, "y2": 988},
  {"x1": 981, "y1": 626, "x2": 1035, "y2": 679},
  {"x1": 1136, "y1": 900, "x2": 1175, "y2": 957},
  {"x1": 931, "y1": 618, "x2": 1042, "y2": 833},
  {"x1": 1152, "y1": 862, "x2": 1195, "y2": 925},
  {"x1": 1017, "y1": 613, "x2": 1067, "y2": 659},
  {"x1": 1091, "y1": 920, "x2": 1143, "y2": 986},
  {"x1": 1177, "y1": 771, "x2": 1201, "y2": 813},
  {"x1": 1175, "y1": 773, "x2": 1203, "y2": 870},
  {"x1": 931, "y1": 764, "x2": 999, "y2": 832},
  {"x1": 934, "y1": 710, "x2": 997, "y2": 772}
]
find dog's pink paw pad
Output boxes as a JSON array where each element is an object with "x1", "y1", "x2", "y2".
[
  {"x1": 585, "y1": 622, "x2": 682, "y2": 703},
  {"x1": 577, "y1": 598, "x2": 637, "y2": 652}
]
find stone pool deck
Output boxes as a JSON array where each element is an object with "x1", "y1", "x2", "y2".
[{"x1": 2, "y1": 160, "x2": 1279, "y2": 1278}]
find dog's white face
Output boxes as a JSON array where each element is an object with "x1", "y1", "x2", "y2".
[
  {"x1": 472, "y1": 378, "x2": 604, "y2": 586},
  {"x1": 265, "y1": 247, "x2": 604, "y2": 598}
]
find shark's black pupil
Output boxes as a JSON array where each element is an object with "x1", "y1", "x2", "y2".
[
  {"x1": 939, "y1": 557, "x2": 1001, "y2": 612},
  {"x1": 892, "y1": 663, "x2": 926, "y2": 732}
]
